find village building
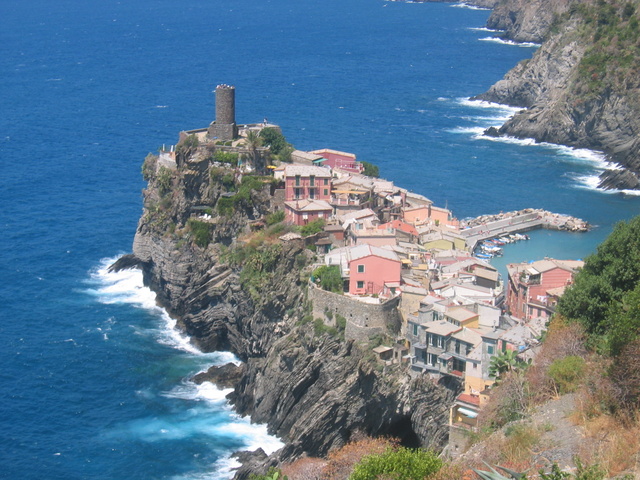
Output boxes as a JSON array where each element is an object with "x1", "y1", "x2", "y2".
[
  {"x1": 309, "y1": 148, "x2": 364, "y2": 175},
  {"x1": 282, "y1": 164, "x2": 333, "y2": 225},
  {"x1": 505, "y1": 258, "x2": 583, "y2": 320},
  {"x1": 324, "y1": 244, "x2": 402, "y2": 297}
]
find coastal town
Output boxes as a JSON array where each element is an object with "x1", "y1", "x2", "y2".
[{"x1": 162, "y1": 85, "x2": 589, "y2": 457}]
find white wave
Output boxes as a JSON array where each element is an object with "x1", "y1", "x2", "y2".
[
  {"x1": 479, "y1": 36, "x2": 541, "y2": 48},
  {"x1": 451, "y1": 3, "x2": 491, "y2": 10},
  {"x1": 457, "y1": 98, "x2": 523, "y2": 117},
  {"x1": 469, "y1": 27, "x2": 505, "y2": 33},
  {"x1": 87, "y1": 258, "x2": 157, "y2": 309},
  {"x1": 225, "y1": 415, "x2": 284, "y2": 454},
  {"x1": 571, "y1": 171, "x2": 640, "y2": 196},
  {"x1": 90, "y1": 255, "x2": 283, "y2": 480},
  {"x1": 163, "y1": 381, "x2": 234, "y2": 404}
]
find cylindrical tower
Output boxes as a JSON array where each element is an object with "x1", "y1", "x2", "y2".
[{"x1": 215, "y1": 84, "x2": 235, "y2": 125}]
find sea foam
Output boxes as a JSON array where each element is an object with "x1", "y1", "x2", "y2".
[
  {"x1": 88, "y1": 256, "x2": 283, "y2": 479},
  {"x1": 479, "y1": 36, "x2": 541, "y2": 48}
]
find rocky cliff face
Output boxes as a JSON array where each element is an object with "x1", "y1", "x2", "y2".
[
  {"x1": 118, "y1": 144, "x2": 457, "y2": 477},
  {"x1": 476, "y1": 0, "x2": 640, "y2": 190}
]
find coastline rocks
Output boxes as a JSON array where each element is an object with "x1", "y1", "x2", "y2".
[
  {"x1": 107, "y1": 253, "x2": 145, "y2": 273},
  {"x1": 598, "y1": 168, "x2": 640, "y2": 191},
  {"x1": 476, "y1": 0, "x2": 640, "y2": 186},
  {"x1": 485, "y1": 0, "x2": 576, "y2": 44},
  {"x1": 128, "y1": 145, "x2": 460, "y2": 478},
  {"x1": 192, "y1": 362, "x2": 246, "y2": 388}
]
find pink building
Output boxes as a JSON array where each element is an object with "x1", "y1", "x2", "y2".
[
  {"x1": 506, "y1": 259, "x2": 584, "y2": 320},
  {"x1": 347, "y1": 244, "x2": 401, "y2": 296},
  {"x1": 283, "y1": 165, "x2": 333, "y2": 225},
  {"x1": 309, "y1": 148, "x2": 364, "y2": 175},
  {"x1": 283, "y1": 165, "x2": 332, "y2": 201}
]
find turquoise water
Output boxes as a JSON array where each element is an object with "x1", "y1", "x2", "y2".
[{"x1": 2, "y1": 0, "x2": 639, "y2": 478}]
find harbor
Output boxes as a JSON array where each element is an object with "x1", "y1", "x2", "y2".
[{"x1": 460, "y1": 208, "x2": 590, "y2": 252}]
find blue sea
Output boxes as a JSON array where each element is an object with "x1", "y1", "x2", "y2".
[{"x1": 2, "y1": 0, "x2": 639, "y2": 478}]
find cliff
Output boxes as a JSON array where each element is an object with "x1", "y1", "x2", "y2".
[
  {"x1": 476, "y1": 0, "x2": 640, "y2": 190},
  {"x1": 115, "y1": 141, "x2": 458, "y2": 477}
]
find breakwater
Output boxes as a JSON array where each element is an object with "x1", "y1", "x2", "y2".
[{"x1": 459, "y1": 209, "x2": 590, "y2": 250}]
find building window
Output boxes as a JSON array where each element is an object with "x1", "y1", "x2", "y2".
[
  {"x1": 357, "y1": 281, "x2": 364, "y2": 289},
  {"x1": 324, "y1": 178, "x2": 329, "y2": 185},
  {"x1": 487, "y1": 345, "x2": 494, "y2": 355},
  {"x1": 429, "y1": 334, "x2": 435, "y2": 346},
  {"x1": 324, "y1": 189, "x2": 329, "y2": 196},
  {"x1": 310, "y1": 175, "x2": 315, "y2": 187},
  {"x1": 294, "y1": 188, "x2": 301, "y2": 199},
  {"x1": 309, "y1": 188, "x2": 315, "y2": 199},
  {"x1": 413, "y1": 323, "x2": 418, "y2": 336},
  {"x1": 357, "y1": 264, "x2": 365, "y2": 273},
  {"x1": 429, "y1": 353, "x2": 438, "y2": 367},
  {"x1": 295, "y1": 175, "x2": 301, "y2": 186}
]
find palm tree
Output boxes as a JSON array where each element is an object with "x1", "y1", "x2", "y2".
[
  {"x1": 489, "y1": 349, "x2": 520, "y2": 380},
  {"x1": 244, "y1": 130, "x2": 263, "y2": 173}
]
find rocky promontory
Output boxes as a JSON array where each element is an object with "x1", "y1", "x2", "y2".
[
  {"x1": 475, "y1": 0, "x2": 640, "y2": 191},
  {"x1": 116, "y1": 142, "x2": 458, "y2": 478}
]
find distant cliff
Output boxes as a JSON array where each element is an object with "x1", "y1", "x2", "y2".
[
  {"x1": 115, "y1": 143, "x2": 457, "y2": 478},
  {"x1": 475, "y1": 0, "x2": 640, "y2": 190}
]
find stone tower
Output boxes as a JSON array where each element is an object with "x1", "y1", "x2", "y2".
[{"x1": 207, "y1": 84, "x2": 237, "y2": 141}]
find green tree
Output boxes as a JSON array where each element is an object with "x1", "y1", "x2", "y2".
[
  {"x1": 313, "y1": 265, "x2": 343, "y2": 293},
  {"x1": 362, "y1": 161, "x2": 379, "y2": 178},
  {"x1": 258, "y1": 127, "x2": 289, "y2": 156},
  {"x1": 557, "y1": 216, "x2": 640, "y2": 351}
]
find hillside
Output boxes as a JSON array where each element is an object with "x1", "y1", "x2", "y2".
[{"x1": 476, "y1": 0, "x2": 640, "y2": 190}]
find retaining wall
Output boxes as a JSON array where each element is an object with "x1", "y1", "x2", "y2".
[{"x1": 308, "y1": 284, "x2": 401, "y2": 342}]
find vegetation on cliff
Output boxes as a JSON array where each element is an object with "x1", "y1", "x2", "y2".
[
  {"x1": 566, "y1": 0, "x2": 640, "y2": 98},
  {"x1": 479, "y1": 0, "x2": 640, "y2": 187}
]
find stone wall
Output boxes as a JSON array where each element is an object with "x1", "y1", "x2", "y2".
[{"x1": 309, "y1": 284, "x2": 401, "y2": 342}]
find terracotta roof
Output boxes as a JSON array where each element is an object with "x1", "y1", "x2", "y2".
[{"x1": 457, "y1": 393, "x2": 480, "y2": 406}]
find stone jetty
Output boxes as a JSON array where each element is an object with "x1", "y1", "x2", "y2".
[{"x1": 459, "y1": 208, "x2": 590, "y2": 251}]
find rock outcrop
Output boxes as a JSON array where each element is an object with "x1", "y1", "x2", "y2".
[
  {"x1": 122, "y1": 143, "x2": 458, "y2": 477},
  {"x1": 475, "y1": 0, "x2": 640, "y2": 190}
]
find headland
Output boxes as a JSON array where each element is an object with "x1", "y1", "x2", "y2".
[{"x1": 114, "y1": 85, "x2": 591, "y2": 478}]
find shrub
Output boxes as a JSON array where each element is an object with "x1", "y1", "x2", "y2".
[
  {"x1": 187, "y1": 219, "x2": 212, "y2": 248},
  {"x1": 213, "y1": 150, "x2": 238, "y2": 165},
  {"x1": 323, "y1": 437, "x2": 398, "y2": 480},
  {"x1": 548, "y1": 355, "x2": 586, "y2": 394},
  {"x1": 348, "y1": 447, "x2": 442, "y2": 480},
  {"x1": 313, "y1": 318, "x2": 338, "y2": 337},
  {"x1": 266, "y1": 210, "x2": 285, "y2": 226},
  {"x1": 313, "y1": 265, "x2": 343, "y2": 293},
  {"x1": 156, "y1": 166, "x2": 173, "y2": 196},
  {"x1": 300, "y1": 218, "x2": 325, "y2": 237},
  {"x1": 142, "y1": 153, "x2": 158, "y2": 181},
  {"x1": 362, "y1": 161, "x2": 379, "y2": 178}
]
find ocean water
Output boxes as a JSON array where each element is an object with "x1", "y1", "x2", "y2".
[{"x1": 2, "y1": 0, "x2": 639, "y2": 478}]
